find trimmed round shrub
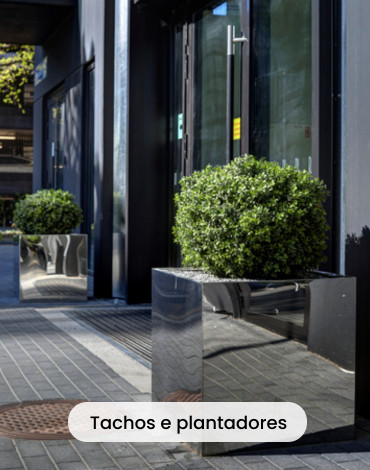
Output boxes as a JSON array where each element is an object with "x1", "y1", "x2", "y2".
[
  {"x1": 173, "y1": 155, "x2": 329, "y2": 279},
  {"x1": 13, "y1": 189, "x2": 83, "y2": 234}
]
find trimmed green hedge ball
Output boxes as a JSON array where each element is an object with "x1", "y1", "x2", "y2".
[
  {"x1": 173, "y1": 155, "x2": 329, "y2": 279},
  {"x1": 14, "y1": 189, "x2": 83, "y2": 234}
]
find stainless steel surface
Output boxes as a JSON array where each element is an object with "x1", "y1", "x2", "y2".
[
  {"x1": 19, "y1": 235, "x2": 87, "y2": 302},
  {"x1": 152, "y1": 268, "x2": 356, "y2": 456},
  {"x1": 233, "y1": 36, "x2": 248, "y2": 43},
  {"x1": 227, "y1": 25, "x2": 235, "y2": 55}
]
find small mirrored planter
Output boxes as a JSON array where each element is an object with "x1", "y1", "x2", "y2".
[
  {"x1": 152, "y1": 268, "x2": 356, "y2": 456},
  {"x1": 19, "y1": 234, "x2": 87, "y2": 302}
]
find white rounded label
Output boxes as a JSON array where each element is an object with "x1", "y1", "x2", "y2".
[{"x1": 69, "y1": 402, "x2": 307, "y2": 442}]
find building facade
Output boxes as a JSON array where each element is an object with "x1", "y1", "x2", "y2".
[
  {"x1": 0, "y1": 81, "x2": 33, "y2": 225},
  {"x1": 0, "y1": 0, "x2": 370, "y2": 417}
]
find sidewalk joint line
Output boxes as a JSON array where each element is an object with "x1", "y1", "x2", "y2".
[
  {"x1": 12, "y1": 439, "x2": 28, "y2": 470},
  {"x1": 40, "y1": 442, "x2": 60, "y2": 470}
]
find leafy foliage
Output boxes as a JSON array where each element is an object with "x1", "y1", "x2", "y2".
[
  {"x1": 0, "y1": 44, "x2": 34, "y2": 111},
  {"x1": 13, "y1": 189, "x2": 83, "y2": 234},
  {"x1": 173, "y1": 155, "x2": 330, "y2": 279}
]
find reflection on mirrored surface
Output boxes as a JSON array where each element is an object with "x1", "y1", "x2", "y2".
[
  {"x1": 19, "y1": 235, "x2": 87, "y2": 302},
  {"x1": 152, "y1": 268, "x2": 356, "y2": 456}
]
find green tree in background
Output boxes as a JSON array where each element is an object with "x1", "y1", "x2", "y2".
[{"x1": 0, "y1": 44, "x2": 34, "y2": 112}]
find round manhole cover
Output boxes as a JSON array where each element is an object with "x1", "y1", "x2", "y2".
[{"x1": 0, "y1": 399, "x2": 84, "y2": 440}]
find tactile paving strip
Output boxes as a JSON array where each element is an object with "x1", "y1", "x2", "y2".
[{"x1": 0, "y1": 399, "x2": 84, "y2": 439}]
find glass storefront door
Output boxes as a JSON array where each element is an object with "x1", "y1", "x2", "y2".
[
  {"x1": 172, "y1": 0, "x2": 313, "y2": 178},
  {"x1": 172, "y1": 0, "x2": 243, "y2": 185},
  {"x1": 170, "y1": 0, "x2": 313, "y2": 265}
]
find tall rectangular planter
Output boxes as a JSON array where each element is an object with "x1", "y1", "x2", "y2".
[
  {"x1": 19, "y1": 234, "x2": 88, "y2": 302},
  {"x1": 152, "y1": 268, "x2": 356, "y2": 456}
]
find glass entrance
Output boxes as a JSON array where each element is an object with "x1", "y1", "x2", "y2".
[
  {"x1": 84, "y1": 64, "x2": 95, "y2": 272},
  {"x1": 45, "y1": 89, "x2": 66, "y2": 189},
  {"x1": 172, "y1": 0, "x2": 243, "y2": 184},
  {"x1": 172, "y1": 0, "x2": 313, "y2": 178}
]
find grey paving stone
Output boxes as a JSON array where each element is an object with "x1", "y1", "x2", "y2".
[
  {"x1": 242, "y1": 462, "x2": 280, "y2": 470},
  {"x1": 13, "y1": 390, "x2": 40, "y2": 401},
  {"x1": 205, "y1": 456, "x2": 247, "y2": 469},
  {"x1": 0, "y1": 438, "x2": 15, "y2": 451},
  {"x1": 44, "y1": 439, "x2": 75, "y2": 447},
  {"x1": 294, "y1": 455, "x2": 343, "y2": 469},
  {"x1": 45, "y1": 443, "x2": 81, "y2": 463},
  {"x1": 234, "y1": 454, "x2": 269, "y2": 465},
  {"x1": 153, "y1": 463, "x2": 185, "y2": 469},
  {"x1": 115, "y1": 455, "x2": 151, "y2": 469},
  {"x1": 112, "y1": 378, "x2": 140, "y2": 394},
  {"x1": 15, "y1": 440, "x2": 46, "y2": 458},
  {"x1": 338, "y1": 462, "x2": 370, "y2": 470},
  {"x1": 104, "y1": 391, "x2": 133, "y2": 401},
  {"x1": 176, "y1": 460, "x2": 215, "y2": 469},
  {"x1": 85, "y1": 393, "x2": 111, "y2": 400},
  {"x1": 23, "y1": 455, "x2": 57, "y2": 470},
  {"x1": 131, "y1": 393, "x2": 152, "y2": 402},
  {"x1": 132, "y1": 444, "x2": 174, "y2": 464},
  {"x1": 0, "y1": 395, "x2": 19, "y2": 405},
  {"x1": 58, "y1": 463, "x2": 90, "y2": 470},
  {"x1": 95, "y1": 382, "x2": 123, "y2": 392},
  {"x1": 274, "y1": 468, "x2": 312, "y2": 470},
  {"x1": 38, "y1": 390, "x2": 63, "y2": 399},
  {"x1": 264, "y1": 454, "x2": 310, "y2": 469},
  {"x1": 0, "y1": 450, "x2": 23, "y2": 470},
  {"x1": 72, "y1": 446, "x2": 117, "y2": 468},
  {"x1": 324, "y1": 453, "x2": 358, "y2": 463},
  {"x1": 73, "y1": 441, "x2": 102, "y2": 452},
  {"x1": 349, "y1": 453, "x2": 370, "y2": 464},
  {"x1": 101, "y1": 443, "x2": 137, "y2": 459}
]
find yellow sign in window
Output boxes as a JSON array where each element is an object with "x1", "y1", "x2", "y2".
[{"x1": 233, "y1": 117, "x2": 241, "y2": 140}]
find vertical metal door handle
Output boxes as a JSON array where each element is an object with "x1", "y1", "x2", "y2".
[{"x1": 226, "y1": 25, "x2": 248, "y2": 163}]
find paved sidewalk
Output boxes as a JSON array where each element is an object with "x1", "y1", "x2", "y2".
[{"x1": 1, "y1": 244, "x2": 370, "y2": 469}]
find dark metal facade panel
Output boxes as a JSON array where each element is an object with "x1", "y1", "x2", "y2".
[{"x1": 125, "y1": 4, "x2": 170, "y2": 303}]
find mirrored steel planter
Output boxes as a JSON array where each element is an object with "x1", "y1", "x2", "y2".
[
  {"x1": 19, "y1": 234, "x2": 88, "y2": 302},
  {"x1": 152, "y1": 268, "x2": 356, "y2": 456}
]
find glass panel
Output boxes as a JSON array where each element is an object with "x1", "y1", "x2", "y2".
[
  {"x1": 251, "y1": 0, "x2": 312, "y2": 172},
  {"x1": 170, "y1": 25, "x2": 184, "y2": 266},
  {"x1": 193, "y1": 0, "x2": 241, "y2": 171},
  {"x1": 86, "y1": 65, "x2": 95, "y2": 271},
  {"x1": 112, "y1": 0, "x2": 130, "y2": 298},
  {"x1": 46, "y1": 90, "x2": 65, "y2": 188},
  {"x1": 172, "y1": 24, "x2": 183, "y2": 191}
]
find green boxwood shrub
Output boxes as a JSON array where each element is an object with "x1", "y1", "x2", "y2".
[
  {"x1": 13, "y1": 189, "x2": 83, "y2": 234},
  {"x1": 173, "y1": 155, "x2": 329, "y2": 279}
]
